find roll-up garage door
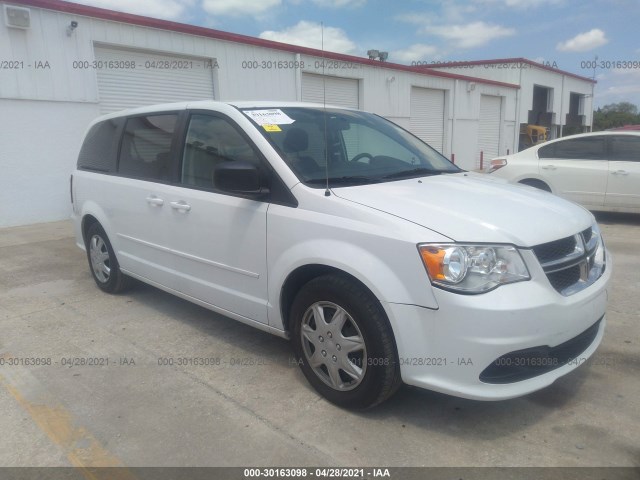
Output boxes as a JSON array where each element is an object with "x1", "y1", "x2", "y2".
[
  {"x1": 478, "y1": 95, "x2": 502, "y2": 163},
  {"x1": 95, "y1": 46, "x2": 215, "y2": 114},
  {"x1": 410, "y1": 87, "x2": 445, "y2": 153},
  {"x1": 302, "y1": 73, "x2": 359, "y2": 109}
]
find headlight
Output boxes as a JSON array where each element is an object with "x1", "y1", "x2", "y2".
[
  {"x1": 587, "y1": 223, "x2": 606, "y2": 281},
  {"x1": 418, "y1": 244, "x2": 530, "y2": 294}
]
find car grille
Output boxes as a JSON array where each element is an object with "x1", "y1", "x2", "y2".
[
  {"x1": 479, "y1": 318, "x2": 602, "y2": 384},
  {"x1": 533, "y1": 236, "x2": 577, "y2": 263},
  {"x1": 532, "y1": 226, "x2": 604, "y2": 296},
  {"x1": 547, "y1": 264, "x2": 581, "y2": 292}
]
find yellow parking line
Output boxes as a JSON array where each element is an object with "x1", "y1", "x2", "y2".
[{"x1": 0, "y1": 367, "x2": 137, "y2": 480}]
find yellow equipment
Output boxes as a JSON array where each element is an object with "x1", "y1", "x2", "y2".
[{"x1": 519, "y1": 125, "x2": 549, "y2": 150}]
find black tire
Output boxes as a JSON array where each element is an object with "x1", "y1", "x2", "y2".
[
  {"x1": 519, "y1": 178, "x2": 552, "y2": 192},
  {"x1": 85, "y1": 222, "x2": 131, "y2": 294},
  {"x1": 290, "y1": 274, "x2": 401, "y2": 409}
]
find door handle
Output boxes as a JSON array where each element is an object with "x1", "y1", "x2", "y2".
[
  {"x1": 611, "y1": 170, "x2": 629, "y2": 175},
  {"x1": 541, "y1": 165, "x2": 557, "y2": 170},
  {"x1": 170, "y1": 200, "x2": 191, "y2": 212},
  {"x1": 146, "y1": 195, "x2": 164, "y2": 206}
]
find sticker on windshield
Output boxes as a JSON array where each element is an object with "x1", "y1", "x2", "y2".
[
  {"x1": 244, "y1": 109, "x2": 295, "y2": 126},
  {"x1": 262, "y1": 124, "x2": 282, "y2": 132}
]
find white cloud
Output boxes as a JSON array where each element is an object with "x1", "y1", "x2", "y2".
[
  {"x1": 69, "y1": 0, "x2": 192, "y2": 19},
  {"x1": 395, "y1": 3, "x2": 476, "y2": 26},
  {"x1": 441, "y1": 2, "x2": 477, "y2": 21},
  {"x1": 202, "y1": 0, "x2": 281, "y2": 17},
  {"x1": 556, "y1": 29, "x2": 608, "y2": 52},
  {"x1": 391, "y1": 44, "x2": 438, "y2": 63},
  {"x1": 394, "y1": 12, "x2": 432, "y2": 25},
  {"x1": 591, "y1": 69, "x2": 640, "y2": 107},
  {"x1": 312, "y1": 0, "x2": 366, "y2": 7},
  {"x1": 597, "y1": 83, "x2": 640, "y2": 103},
  {"x1": 609, "y1": 68, "x2": 640, "y2": 79},
  {"x1": 259, "y1": 21, "x2": 357, "y2": 54},
  {"x1": 424, "y1": 21, "x2": 515, "y2": 49},
  {"x1": 602, "y1": 85, "x2": 640, "y2": 95},
  {"x1": 395, "y1": 16, "x2": 514, "y2": 49},
  {"x1": 474, "y1": 0, "x2": 561, "y2": 7},
  {"x1": 401, "y1": 0, "x2": 558, "y2": 27}
]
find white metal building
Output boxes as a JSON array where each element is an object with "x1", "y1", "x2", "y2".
[
  {"x1": 423, "y1": 59, "x2": 596, "y2": 142},
  {"x1": 1, "y1": 0, "x2": 523, "y2": 227}
]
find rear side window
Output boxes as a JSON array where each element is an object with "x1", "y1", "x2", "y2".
[
  {"x1": 118, "y1": 114, "x2": 178, "y2": 181},
  {"x1": 77, "y1": 119, "x2": 121, "y2": 172},
  {"x1": 539, "y1": 136, "x2": 606, "y2": 160},
  {"x1": 609, "y1": 135, "x2": 640, "y2": 161}
]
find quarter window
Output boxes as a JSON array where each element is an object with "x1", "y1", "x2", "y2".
[
  {"x1": 118, "y1": 114, "x2": 178, "y2": 181},
  {"x1": 77, "y1": 119, "x2": 121, "y2": 172},
  {"x1": 181, "y1": 115, "x2": 261, "y2": 188}
]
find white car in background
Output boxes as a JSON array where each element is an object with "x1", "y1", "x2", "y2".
[{"x1": 486, "y1": 131, "x2": 640, "y2": 213}]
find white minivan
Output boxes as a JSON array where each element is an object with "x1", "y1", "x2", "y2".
[{"x1": 71, "y1": 101, "x2": 611, "y2": 408}]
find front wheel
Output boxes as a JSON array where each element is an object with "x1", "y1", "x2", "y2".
[{"x1": 290, "y1": 274, "x2": 401, "y2": 409}]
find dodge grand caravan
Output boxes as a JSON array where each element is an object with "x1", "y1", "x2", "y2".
[{"x1": 71, "y1": 101, "x2": 611, "y2": 408}]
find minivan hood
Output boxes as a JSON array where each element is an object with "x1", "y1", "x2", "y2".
[{"x1": 331, "y1": 173, "x2": 593, "y2": 246}]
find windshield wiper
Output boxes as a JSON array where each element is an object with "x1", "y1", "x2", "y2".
[
  {"x1": 382, "y1": 167, "x2": 446, "y2": 180},
  {"x1": 306, "y1": 176, "x2": 381, "y2": 185}
]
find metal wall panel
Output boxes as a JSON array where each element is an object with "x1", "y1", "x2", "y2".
[
  {"x1": 95, "y1": 45, "x2": 215, "y2": 113},
  {"x1": 410, "y1": 87, "x2": 445, "y2": 153},
  {"x1": 301, "y1": 73, "x2": 359, "y2": 109},
  {"x1": 478, "y1": 94, "x2": 502, "y2": 164}
]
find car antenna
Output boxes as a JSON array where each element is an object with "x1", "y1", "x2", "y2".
[{"x1": 322, "y1": 21, "x2": 331, "y2": 197}]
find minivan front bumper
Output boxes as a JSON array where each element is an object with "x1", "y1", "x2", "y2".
[{"x1": 384, "y1": 249, "x2": 611, "y2": 400}]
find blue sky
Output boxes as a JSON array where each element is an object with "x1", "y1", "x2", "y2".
[{"x1": 72, "y1": 0, "x2": 640, "y2": 109}]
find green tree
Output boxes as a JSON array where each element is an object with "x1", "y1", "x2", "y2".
[
  {"x1": 593, "y1": 102, "x2": 640, "y2": 131},
  {"x1": 601, "y1": 102, "x2": 637, "y2": 115}
]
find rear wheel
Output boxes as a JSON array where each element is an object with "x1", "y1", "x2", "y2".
[
  {"x1": 86, "y1": 222, "x2": 131, "y2": 294},
  {"x1": 290, "y1": 274, "x2": 401, "y2": 409},
  {"x1": 519, "y1": 178, "x2": 551, "y2": 192}
]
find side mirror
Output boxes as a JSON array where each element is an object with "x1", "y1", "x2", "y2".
[{"x1": 213, "y1": 161, "x2": 265, "y2": 195}]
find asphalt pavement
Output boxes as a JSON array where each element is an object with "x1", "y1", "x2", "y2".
[{"x1": 0, "y1": 214, "x2": 638, "y2": 469}]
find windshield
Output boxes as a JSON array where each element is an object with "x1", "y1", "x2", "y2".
[{"x1": 241, "y1": 107, "x2": 461, "y2": 186}]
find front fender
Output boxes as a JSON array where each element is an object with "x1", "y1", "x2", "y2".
[{"x1": 267, "y1": 237, "x2": 439, "y2": 331}]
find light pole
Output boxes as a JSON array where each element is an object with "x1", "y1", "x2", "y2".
[{"x1": 590, "y1": 55, "x2": 597, "y2": 132}]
